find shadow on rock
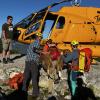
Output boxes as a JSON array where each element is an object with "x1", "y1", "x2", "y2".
[
  {"x1": 0, "y1": 87, "x2": 6, "y2": 100},
  {"x1": 72, "y1": 78, "x2": 97, "y2": 100},
  {"x1": 5, "y1": 85, "x2": 28, "y2": 100},
  {"x1": 48, "y1": 96, "x2": 57, "y2": 100},
  {"x1": 11, "y1": 54, "x2": 25, "y2": 61}
]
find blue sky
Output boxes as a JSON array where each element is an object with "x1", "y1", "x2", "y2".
[{"x1": 0, "y1": 0, "x2": 100, "y2": 36}]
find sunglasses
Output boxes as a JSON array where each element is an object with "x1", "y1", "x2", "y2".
[{"x1": 9, "y1": 18, "x2": 13, "y2": 21}]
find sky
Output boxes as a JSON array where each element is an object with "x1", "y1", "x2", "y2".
[{"x1": 0, "y1": 0, "x2": 100, "y2": 36}]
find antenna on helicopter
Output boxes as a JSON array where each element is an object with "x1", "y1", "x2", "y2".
[{"x1": 71, "y1": 0, "x2": 81, "y2": 6}]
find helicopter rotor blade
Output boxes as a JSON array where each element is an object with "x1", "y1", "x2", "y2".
[{"x1": 51, "y1": 0, "x2": 73, "y2": 7}]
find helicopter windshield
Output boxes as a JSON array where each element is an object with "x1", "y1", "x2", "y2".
[
  {"x1": 25, "y1": 8, "x2": 50, "y2": 35},
  {"x1": 29, "y1": 7, "x2": 49, "y2": 25},
  {"x1": 24, "y1": 12, "x2": 58, "y2": 40}
]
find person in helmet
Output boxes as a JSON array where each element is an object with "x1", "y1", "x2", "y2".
[
  {"x1": 22, "y1": 32, "x2": 42, "y2": 99},
  {"x1": 63, "y1": 40, "x2": 79, "y2": 69},
  {"x1": 63, "y1": 40, "x2": 81, "y2": 98}
]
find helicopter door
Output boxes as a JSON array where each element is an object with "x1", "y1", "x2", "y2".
[
  {"x1": 50, "y1": 16, "x2": 65, "y2": 43},
  {"x1": 42, "y1": 20, "x2": 54, "y2": 39}
]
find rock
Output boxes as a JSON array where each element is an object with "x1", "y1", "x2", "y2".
[
  {"x1": 0, "y1": 53, "x2": 100, "y2": 99},
  {"x1": 85, "y1": 64, "x2": 100, "y2": 97},
  {"x1": 0, "y1": 69, "x2": 7, "y2": 81},
  {"x1": 0, "y1": 54, "x2": 25, "y2": 95}
]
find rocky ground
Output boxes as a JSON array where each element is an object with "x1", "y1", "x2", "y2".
[{"x1": 0, "y1": 53, "x2": 100, "y2": 100}]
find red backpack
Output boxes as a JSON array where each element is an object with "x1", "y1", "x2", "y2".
[
  {"x1": 49, "y1": 45, "x2": 60, "y2": 61},
  {"x1": 8, "y1": 73, "x2": 23, "y2": 90},
  {"x1": 79, "y1": 48, "x2": 92, "y2": 72}
]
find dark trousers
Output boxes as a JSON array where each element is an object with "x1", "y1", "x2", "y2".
[{"x1": 22, "y1": 60, "x2": 39, "y2": 96}]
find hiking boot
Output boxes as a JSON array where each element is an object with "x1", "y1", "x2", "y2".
[
  {"x1": 3, "y1": 58, "x2": 7, "y2": 64},
  {"x1": 7, "y1": 58, "x2": 14, "y2": 63}
]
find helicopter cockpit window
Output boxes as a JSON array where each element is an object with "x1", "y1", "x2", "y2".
[
  {"x1": 30, "y1": 11, "x2": 46, "y2": 25},
  {"x1": 56, "y1": 16, "x2": 65, "y2": 29},
  {"x1": 25, "y1": 22, "x2": 41, "y2": 35}
]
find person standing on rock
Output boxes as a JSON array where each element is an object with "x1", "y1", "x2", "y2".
[
  {"x1": 63, "y1": 40, "x2": 83, "y2": 97},
  {"x1": 1, "y1": 16, "x2": 14, "y2": 64},
  {"x1": 22, "y1": 32, "x2": 42, "y2": 99}
]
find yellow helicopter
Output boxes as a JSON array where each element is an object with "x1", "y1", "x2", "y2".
[{"x1": 13, "y1": 0, "x2": 100, "y2": 57}]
